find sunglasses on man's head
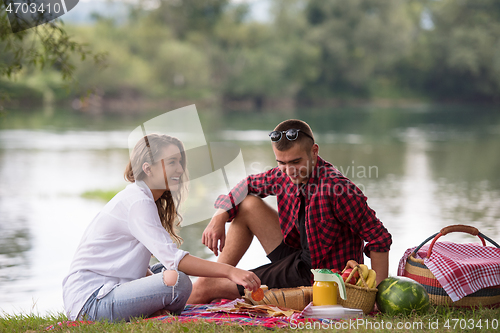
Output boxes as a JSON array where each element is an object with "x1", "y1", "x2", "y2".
[{"x1": 269, "y1": 129, "x2": 314, "y2": 142}]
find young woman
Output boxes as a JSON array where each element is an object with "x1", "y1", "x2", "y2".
[{"x1": 62, "y1": 134, "x2": 260, "y2": 322}]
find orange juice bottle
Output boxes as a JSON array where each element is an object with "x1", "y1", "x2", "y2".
[
  {"x1": 311, "y1": 269, "x2": 346, "y2": 306},
  {"x1": 313, "y1": 281, "x2": 338, "y2": 306}
]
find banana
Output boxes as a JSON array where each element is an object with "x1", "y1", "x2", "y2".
[
  {"x1": 358, "y1": 264, "x2": 369, "y2": 280},
  {"x1": 355, "y1": 264, "x2": 370, "y2": 287},
  {"x1": 366, "y1": 269, "x2": 377, "y2": 288}
]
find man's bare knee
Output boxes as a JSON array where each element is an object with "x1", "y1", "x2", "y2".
[
  {"x1": 163, "y1": 270, "x2": 178, "y2": 286},
  {"x1": 238, "y1": 195, "x2": 265, "y2": 213}
]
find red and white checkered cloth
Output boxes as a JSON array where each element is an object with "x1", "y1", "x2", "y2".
[{"x1": 398, "y1": 241, "x2": 500, "y2": 302}]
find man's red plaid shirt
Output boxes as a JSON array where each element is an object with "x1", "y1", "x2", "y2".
[{"x1": 215, "y1": 156, "x2": 392, "y2": 270}]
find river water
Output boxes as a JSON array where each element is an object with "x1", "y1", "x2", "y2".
[{"x1": 0, "y1": 106, "x2": 499, "y2": 316}]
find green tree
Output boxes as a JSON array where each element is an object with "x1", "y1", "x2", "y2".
[
  {"x1": 212, "y1": 1, "x2": 320, "y2": 108},
  {"x1": 0, "y1": 5, "x2": 105, "y2": 107},
  {"x1": 66, "y1": 14, "x2": 213, "y2": 101},
  {"x1": 146, "y1": 0, "x2": 229, "y2": 39},
  {"x1": 300, "y1": 0, "x2": 414, "y2": 100},
  {"x1": 422, "y1": 0, "x2": 500, "y2": 101}
]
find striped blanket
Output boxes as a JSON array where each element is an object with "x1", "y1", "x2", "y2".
[
  {"x1": 47, "y1": 299, "x2": 317, "y2": 329},
  {"x1": 153, "y1": 298, "x2": 311, "y2": 328}
]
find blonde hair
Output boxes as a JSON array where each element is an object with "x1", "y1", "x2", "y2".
[{"x1": 124, "y1": 134, "x2": 187, "y2": 246}]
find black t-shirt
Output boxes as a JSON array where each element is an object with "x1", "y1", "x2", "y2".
[{"x1": 297, "y1": 191, "x2": 312, "y2": 268}]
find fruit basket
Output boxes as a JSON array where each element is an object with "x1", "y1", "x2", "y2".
[
  {"x1": 402, "y1": 224, "x2": 500, "y2": 307},
  {"x1": 338, "y1": 265, "x2": 378, "y2": 314}
]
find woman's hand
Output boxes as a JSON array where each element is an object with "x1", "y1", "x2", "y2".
[
  {"x1": 227, "y1": 267, "x2": 261, "y2": 292},
  {"x1": 178, "y1": 255, "x2": 261, "y2": 292}
]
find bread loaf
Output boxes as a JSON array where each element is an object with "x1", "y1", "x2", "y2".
[{"x1": 244, "y1": 286, "x2": 313, "y2": 311}]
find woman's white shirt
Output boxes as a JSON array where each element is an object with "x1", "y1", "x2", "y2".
[{"x1": 62, "y1": 180, "x2": 188, "y2": 320}]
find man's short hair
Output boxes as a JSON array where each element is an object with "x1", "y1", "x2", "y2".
[{"x1": 273, "y1": 119, "x2": 315, "y2": 151}]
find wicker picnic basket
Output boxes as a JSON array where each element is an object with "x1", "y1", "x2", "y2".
[
  {"x1": 337, "y1": 265, "x2": 378, "y2": 314},
  {"x1": 244, "y1": 286, "x2": 313, "y2": 311},
  {"x1": 403, "y1": 224, "x2": 500, "y2": 308}
]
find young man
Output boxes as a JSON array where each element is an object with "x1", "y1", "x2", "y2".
[{"x1": 188, "y1": 119, "x2": 391, "y2": 304}]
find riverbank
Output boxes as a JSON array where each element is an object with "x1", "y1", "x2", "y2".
[
  {"x1": 4, "y1": 92, "x2": 500, "y2": 116},
  {"x1": 1, "y1": 305, "x2": 498, "y2": 332}
]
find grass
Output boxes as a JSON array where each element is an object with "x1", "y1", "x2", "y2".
[
  {"x1": 81, "y1": 189, "x2": 121, "y2": 202},
  {"x1": 1, "y1": 306, "x2": 498, "y2": 332}
]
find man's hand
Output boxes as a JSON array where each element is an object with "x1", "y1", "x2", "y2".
[
  {"x1": 346, "y1": 260, "x2": 359, "y2": 270},
  {"x1": 202, "y1": 209, "x2": 229, "y2": 256}
]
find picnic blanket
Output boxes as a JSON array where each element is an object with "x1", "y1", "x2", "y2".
[
  {"x1": 398, "y1": 241, "x2": 500, "y2": 302},
  {"x1": 48, "y1": 299, "x2": 366, "y2": 330},
  {"x1": 46, "y1": 299, "x2": 315, "y2": 330},
  {"x1": 153, "y1": 298, "x2": 311, "y2": 328}
]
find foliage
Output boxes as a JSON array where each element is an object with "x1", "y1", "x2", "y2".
[
  {"x1": 422, "y1": 0, "x2": 500, "y2": 101},
  {"x1": 64, "y1": 15, "x2": 213, "y2": 100},
  {"x1": 301, "y1": 0, "x2": 414, "y2": 99},
  {"x1": 214, "y1": 1, "x2": 320, "y2": 106},
  {"x1": 2, "y1": 0, "x2": 500, "y2": 106},
  {"x1": 81, "y1": 189, "x2": 121, "y2": 202},
  {"x1": 146, "y1": 0, "x2": 229, "y2": 39},
  {"x1": 0, "y1": 3, "x2": 106, "y2": 105}
]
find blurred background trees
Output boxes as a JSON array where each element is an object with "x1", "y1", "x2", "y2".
[
  {"x1": 419, "y1": 0, "x2": 500, "y2": 101},
  {"x1": 2, "y1": 0, "x2": 500, "y2": 110},
  {"x1": 0, "y1": 3, "x2": 106, "y2": 107}
]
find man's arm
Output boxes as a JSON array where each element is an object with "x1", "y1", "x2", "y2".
[
  {"x1": 370, "y1": 251, "x2": 389, "y2": 286},
  {"x1": 214, "y1": 171, "x2": 278, "y2": 222},
  {"x1": 204, "y1": 169, "x2": 281, "y2": 255},
  {"x1": 329, "y1": 179, "x2": 392, "y2": 280}
]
